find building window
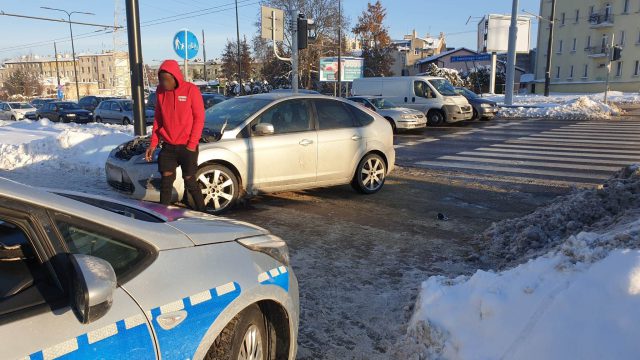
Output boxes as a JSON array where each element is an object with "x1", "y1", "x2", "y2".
[
  {"x1": 560, "y1": 12, "x2": 566, "y2": 25},
  {"x1": 556, "y1": 66, "x2": 561, "y2": 79},
  {"x1": 634, "y1": 60, "x2": 639, "y2": 76},
  {"x1": 583, "y1": 64, "x2": 589, "y2": 78},
  {"x1": 589, "y1": 5, "x2": 595, "y2": 15},
  {"x1": 624, "y1": 0, "x2": 630, "y2": 13},
  {"x1": 575, "y1": 9, "x2": 580, "y2": 23},
  {"x1": 621, "y1": 31, "x2": 626, "y2": 46},
  {"x1": 572, "y1": 38, "x2": 577, "y2": 52},
  {"x1": 569, "y1": 65, "x2": 574, "y2": 78},
  {"x1": 558, "y1": 40, "x2": 563, "y2": 53},
  {"x1": 616, "y1": 62, "x2": 623, "y2": 77}
]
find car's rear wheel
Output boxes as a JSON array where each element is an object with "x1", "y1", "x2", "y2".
[
  {"x1": 122, "y1": 117, "x2": 131, "y2": 125},
  {"x1": 351, "y1": 153, "x2": 386, "y2": 194},
  {"x1": 10, "y1": 115, "x2": 16, "y2": 121},
  {"x1": 206, "y1": 304, "x2": 268, "y2": 360},
  {"x1": 190, "y1": 164, "x2": 239, "y2": 214},
  {"x1": 95, "y1": 116, "x2": 102, "y2": 123},
  {"x1": 427, "y1": 109, "x2": 445, "y2": 126}
]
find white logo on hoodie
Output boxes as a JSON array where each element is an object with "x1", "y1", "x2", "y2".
[{"x1": 178, "y1": 95, "x2": 187, "y2": 102}]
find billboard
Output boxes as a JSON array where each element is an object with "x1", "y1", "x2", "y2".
[
  {"x1": 319, "y1": 57, "x2": 364, "y2": 82},
  {"x1": 478, "y1": 14, "x2": 531, "y2": 53}
]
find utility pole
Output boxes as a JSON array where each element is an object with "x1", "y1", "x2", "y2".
[
  {"x1": 337, "y1": 0, "x2": 342, "y2": 97},
  {"x1": 544, "y1": 0, "x2": 556, "y2": 96},
  {"x1": 504, "y1": 0, "x2": 520, "y2": 105},
  {"x1": 53, "y1": 42, "x2": 61, "y2": 89},
  {"x1": 41, "y1": 7, "x2": 95, "y2": 101},
  {"x1": 125, "y1": 0, "x2": 146, "y2": 136},
  {"x1": 235, "y1": 0, "x2": 243, "y2": 95},
  {"x1": 604, "y1": 33, "x2": 615, "y2": 104},
  {"x1": 202, "y1": 30, "x2": 208, "y2": 82},
  {"x1": 290, "y1": 9, "x2": 299, "y2": 93}
]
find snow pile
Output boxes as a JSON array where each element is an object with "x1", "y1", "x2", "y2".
[
  {"x1": 497, "y1": 96, "x2": 621, "y2": 120},
  {"x1": 0, "y1": 119, "x2": 134, "y2": 175},
  {"x1": 396, "y1": 165, "x2": 640, "y2": 360},
  {"x1": 486, "y1": 91, "x2": 640, "y2": 106}
]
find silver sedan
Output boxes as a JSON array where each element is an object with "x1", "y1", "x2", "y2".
[
  {"x1": 0, "y1": 177, "x2": 299, "y2": 360},
  {"x1": 106, "y1": 93, "x2": 395, "y2": 214},
  {"x1": 347, "y1": 96, "x2": 427, "y2": 133}
]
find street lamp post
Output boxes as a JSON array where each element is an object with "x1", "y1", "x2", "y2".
[
  {"x1": 234, "y1": 0, "x2": 243, "y2": 95},
  {"x1": 41, "y1": 7, "x2": 94, "y2": 101}
]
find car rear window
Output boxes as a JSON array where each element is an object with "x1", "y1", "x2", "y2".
[{"x1": 56, "y1": 193, "x2": 165, "y2": 223}]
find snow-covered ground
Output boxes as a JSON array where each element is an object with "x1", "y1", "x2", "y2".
[
  {"x1": 484, "y1": 91, "x2": 639, "y2": 120},
  {"x1": 398, "y1": 166, "x2": 640, "y2": 360}
]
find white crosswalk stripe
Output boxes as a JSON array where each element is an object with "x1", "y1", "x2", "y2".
[{"x1": 412, "y1": 120, "x2": 640, "y2": 184}]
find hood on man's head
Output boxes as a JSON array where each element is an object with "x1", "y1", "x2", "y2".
[{"x1": 158, "y1": 60, "x2": 184, "y2": 89}]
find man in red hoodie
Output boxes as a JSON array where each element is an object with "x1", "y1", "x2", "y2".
[{"x1": 145, "y1": 60, "x2": 206, "y2": 211}]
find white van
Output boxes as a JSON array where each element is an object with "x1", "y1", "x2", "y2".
[{"x1": 351, "y1": 76, "x2": 473, "y2": 125}]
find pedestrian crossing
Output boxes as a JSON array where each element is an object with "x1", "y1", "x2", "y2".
[{"x1": 414, "y1": 120, "x2": 640, "y2": 185}]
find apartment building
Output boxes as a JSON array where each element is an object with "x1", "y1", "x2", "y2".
[
  {"x1": 391, "y1": 30, "x2": 447, "y2": 76},
  {"x1": 534, "y1": 0, "x2": 640, "y2": 93}
]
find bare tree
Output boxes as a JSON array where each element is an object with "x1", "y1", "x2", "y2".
[
  {"x1": 4, "y1": 68, "x2": 44, "y2": 97},
  {"x1": 221, "y1": 37, "x2": 253, "y2": 82}
]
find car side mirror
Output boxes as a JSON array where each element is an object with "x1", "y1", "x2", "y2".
[
  {"x1": 70, "y1": 254, "x2": 117, "y2": 324},
  {"x1": 253, "y1": 123, "x2": 275, "y2": 136}
]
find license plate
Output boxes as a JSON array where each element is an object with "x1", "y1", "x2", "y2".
[{"x1": 106, "y1": 166, "x2": 122, "y2": 182}]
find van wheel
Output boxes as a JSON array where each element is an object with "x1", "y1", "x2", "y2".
[
  {"x1": 351, "y1": 153, "x2": 386, "y2": 194},
  {"x1": 384, "y1": 117, "x2": 397, "y2": 133},
  {"x1": 206, "y1": 304, "x2": 268, "y2": 360},
  {"x1": 427, "y1": 110, "x2": 445, "y2": 126},
  {"x1": 190, "y1": 164, "x2": 239, "y2": 214}
]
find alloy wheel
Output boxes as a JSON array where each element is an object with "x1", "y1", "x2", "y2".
[
  {"x1": 237, "y1": 325, "x2": 263, "y2": 360},
  {"x1": 360, "y1": 157, "x2": 385, "y2": 191},
  {"x1": 198, "y1": 169, "x2": 235, "y2": 211}
]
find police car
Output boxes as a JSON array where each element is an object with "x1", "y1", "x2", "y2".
[{"x1": 0, "y1": 177, "x2": 298, "y2": 360}]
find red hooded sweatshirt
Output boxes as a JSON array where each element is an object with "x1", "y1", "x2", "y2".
[{"x1": 150, "y1": 60, "x2": 205, "y2": 149}]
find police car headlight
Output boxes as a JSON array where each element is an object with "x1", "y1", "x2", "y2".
[{"x1": 237, "y1": 234, "x2": 290, "y2": 266}]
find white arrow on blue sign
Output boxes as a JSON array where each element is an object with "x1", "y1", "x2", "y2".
[{"x1": 173, "y1": 30, "x2": 199, "y2": 60}]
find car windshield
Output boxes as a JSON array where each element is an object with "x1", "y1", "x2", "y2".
[
  {"x1": 204, "y1": 97, "x2": 271, "y2": 132},
  {"x1": 369, "y1": 98, "x2": 397, "y2": 109},
  {"x1": 8, "y1": 103, "x2": 33, "y2": 109},
  {"x1": 428, "y1": 79, "x2": 458, "y2": 96},
  {"x1": 121, "y1": 102, "x2": 133, "y2": 111},
  {"x1": 57, "y1": 102, "x2": 80, "y2": 110},
  {"x1": 456, "y1": 88, "x2": 479, "y2": 99}
]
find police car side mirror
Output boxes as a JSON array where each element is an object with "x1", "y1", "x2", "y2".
[{"x1": 70, "y1": 254, "x2": 117, "y2": 324}]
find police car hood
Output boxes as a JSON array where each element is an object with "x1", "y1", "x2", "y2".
[{"x1": 138, "y1": 202, "x2": 268, "y2": 245}]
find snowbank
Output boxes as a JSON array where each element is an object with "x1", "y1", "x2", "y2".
[
  {"x1": 398, "y1": 166, "x2": 640, "y2": 360},
  {"x1": 486, "y1": 91, "x2": 640, "y2": 106},
  {"x1": 497, "y1": 96, "x2": 621, "y2": 120},
  {"x1": 0, "y1": 119, "x2": 135, "y2": 176}
]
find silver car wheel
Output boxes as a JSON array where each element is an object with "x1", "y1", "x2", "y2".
[
  {"x1": 360, "y1": 158, "x2": 385, "y2": 191},
  {"x1": 199, "y1": 169, "x2": 235, "y2": 211},
  {"x1": 237, "y1": 324, "x2": 263, "y2": 360}
]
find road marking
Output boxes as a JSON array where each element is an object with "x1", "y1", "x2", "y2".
[
  {"x1": 493, "y1": 143, "x2": 640, "y2": 153},
  {"x1": 414, "y1": 160, "x2": 609, "y2": 180},
  {"x1": 438, "y1": 155, "x2": 621, "y2": 171},
  {"x1": 534, "y1": 133, "x2": 640, "y2": 140},
  {"x1": 457, "y1": 151, "x2": 634, "y2": 165},
  {"x1": 511, "y1": 138, "x2": 640, "y2": 148},
  {"x1": 477, "y1": 147, "x2": 640, "y2": 159}
]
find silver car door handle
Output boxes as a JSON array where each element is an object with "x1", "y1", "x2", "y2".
[
  {"x1": 299, "y1": 139, "x2": 314, "y2": 146},
  {"x1": 351, "y1": 135, "x2": 362, "y2": 141}
]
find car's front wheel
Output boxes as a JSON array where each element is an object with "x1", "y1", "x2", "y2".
[
  {"x1": 10, "y1": 115, "x2": 16, "y2": 121},
  {"x1": 95, "y1": 116, "x2": 102, "y2": 123},
  {"x1": 427, "y1": 109, "x2": 445, "y2": 126},
  {"x1": 190, "y1": 164, "x2": 239, "y2": 214},
  {"x1": 122, "y1": 117, "x2": 131, "y2": 125},
  {"x1": 206, "y1": 304, "x2": 268, "y2": 360},
  {"x1": 351, "y1": 153, "x2": 386, "y2": 194}
]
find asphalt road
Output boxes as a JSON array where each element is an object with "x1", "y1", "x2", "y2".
[{"x1": 226, "y1": 116, "x2": 640, "y2": 359}]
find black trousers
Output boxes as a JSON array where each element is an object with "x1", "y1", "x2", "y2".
[{"x1": 157, "y1": 144, "x2": 205, "y2": 211}]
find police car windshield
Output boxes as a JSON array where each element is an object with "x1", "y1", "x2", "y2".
[
  {"x1": 204, "y1": 98, "x2": 271, "y2": 132},
  {"x1": 428, "y1": 79, "x2": 458, "y2": 96}
]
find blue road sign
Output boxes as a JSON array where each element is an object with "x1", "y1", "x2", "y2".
[
  {"x1": 173, "y1": 30, "x2": 199, "y2": 60},
  {"x1": 450, "y1": 54, "x2": 491, "y2": 63},
  {"x1": 57, "y1": 85, "x2": 64, "y2": 100}
]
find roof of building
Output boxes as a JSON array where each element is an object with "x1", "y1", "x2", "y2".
[{"x1": 415, "y1": 47, "x2": 478, "y2": 65}]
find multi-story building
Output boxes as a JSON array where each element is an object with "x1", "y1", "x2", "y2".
[
  {"x1": 534, "y1": 0, "x2": 640, "y2": 93},
  {"x1": 391, "y1": 30, "x2": 447, "y2": 76},
  {"x1": 0, "y1": 52, "x2": 130, "y2": 99}
]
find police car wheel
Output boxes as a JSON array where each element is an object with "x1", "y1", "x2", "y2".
[{"x1": 206, "y1": 304, "x2": 268, "y2": 360}]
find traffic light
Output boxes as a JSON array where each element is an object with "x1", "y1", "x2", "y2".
[
  {"x1": 612, "y1": 45, "x2": 622, "y2": 61},
  {"x1": 297, "y1": 14, "x2": 316, "y2": 50}
]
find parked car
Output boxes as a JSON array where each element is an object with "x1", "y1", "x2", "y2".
[
  {"x1": 106, "y1": 93, "x2": 395, "y2": 214},
  {"x1": 351, "y1": 76, "x2": 473, "y2": 125},
  {"x1": 147, "y1": 92, "x2": 226, "y2": 111},
  {"x1": 454, "y1": 87, "x2": 498, "y2": 121},
  {"x1": 270, "y1": 89, "x2": 320, "y2": 95},
  {"x1": 0, "y1": 177, "x2": 299, "y2": 360},
  {"x1": 0, "y1": 102, "x2": 36, "y2": 120},
  {"x1": 94, "y1": 99, "x2": 155, "y2": 125},
  {"x1": 78, "y1": 95, "x2": 122, "y2": 113},
  {"x1": 202, "y1": 93, "x2": 227, "y2": 109},
  {"x1": 30, "y1": 98, "x2": 55, "y2": 109},
  {"x1": 35, "y1": 101, "x2": 93, "y2": 123},
  {"x1": 347, "y1": 96, "x2": 426, "y2": 133}
]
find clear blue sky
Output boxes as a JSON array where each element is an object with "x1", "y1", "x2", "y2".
[{"x1": 0, "y1": 0, "x2": 540, "y2": 64}]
